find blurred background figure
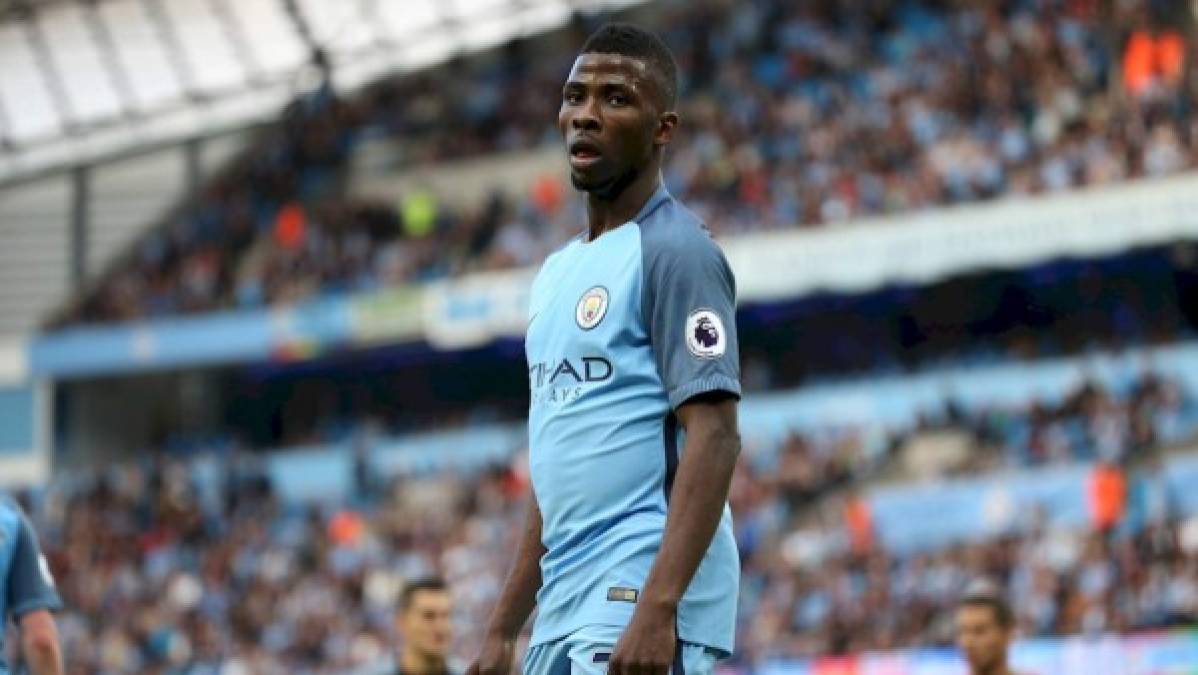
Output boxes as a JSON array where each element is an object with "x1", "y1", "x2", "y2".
[
  {"x1": 1, "y1": 496, "x2": 63, "y2": 675},
  {"x1": 388, "y1": 578, "x2": 455, "y2": 675},
  {"x1": 955, "y1": 584, "x2": 1018, "y2": 675}
]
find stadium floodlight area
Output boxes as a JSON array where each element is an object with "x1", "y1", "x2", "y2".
[{"x1": 0, "y1": 0, "x2": 646, "y2": 184}]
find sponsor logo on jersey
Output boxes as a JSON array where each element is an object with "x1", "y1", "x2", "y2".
[{"x1": 529, "y1": 356, "x2": 614, "y2": 405}]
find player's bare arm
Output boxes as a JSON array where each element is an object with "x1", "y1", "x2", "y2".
[
  {"x1": 609, "y1": 394, "x2": 740, "y2": 675},
  {"x1": 469, "y1": 496, "x2": 546, "y2": 675},
  {"x1": 18, "y1": 609, "x2": 63, "y2": 675}
]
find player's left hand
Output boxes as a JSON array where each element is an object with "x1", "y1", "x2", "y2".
[{"x1": 608, "y1": 601, "x2": 677, "y2": 675}]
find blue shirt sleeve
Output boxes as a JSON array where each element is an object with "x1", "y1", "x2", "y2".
[
  {"x1": 6, "y1": 512, "x2": 62, "y2": 620},
  {"x1": 643, "y1": 223, "x2": 742, "y2": 409}
]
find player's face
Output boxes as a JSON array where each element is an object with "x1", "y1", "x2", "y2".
[
  {"x1": 558, "y1": 53, "x2": 669, "y2": 197},
  {"x1": 955, "y1": 605, "x2": 1011, "y2": 673},
  {"x1": 398, "y1": 589, "x2": 453, "y2": 660}
]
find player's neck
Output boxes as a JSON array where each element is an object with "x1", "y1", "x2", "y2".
[
  {"x1": 584, "y1": 167, "x2": 662, "y2": 241},
  {"x1": 399, "y1": 648, "x2": 446, "y2": 675},
  {"x1": 974, "y1": 662, "x2": 1014, "y2": 675}
]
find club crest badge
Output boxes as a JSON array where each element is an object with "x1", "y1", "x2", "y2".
[
  {"x1": 686, "y1": 309, "x2": 726, "y2": 358},
  {"x1": 576, "y1": 286, "x2": 609, "y2": 330}
]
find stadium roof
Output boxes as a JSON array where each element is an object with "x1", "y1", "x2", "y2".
[{"x1": 0, "y1": 0, "x2": 645, "y2": 184}]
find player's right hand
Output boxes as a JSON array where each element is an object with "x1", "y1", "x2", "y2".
[{"x1": 467, "y1": 632, "x2": 516, "y2": 675}]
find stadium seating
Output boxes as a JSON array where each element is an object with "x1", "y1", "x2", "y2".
[
  {"x1": 15, "y1": 349, "x2": 1198, "y2": 672},
  {"x1": 59, "y1": 0, "x2": 1198, "y2": 326}
]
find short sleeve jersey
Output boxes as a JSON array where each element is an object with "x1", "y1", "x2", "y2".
[
  {"x1": 0, "y1": 497, "x2": 62, "y2": 674},
  {"x1": 525, "y1": 185, "x2": 741, "y2": 655}
]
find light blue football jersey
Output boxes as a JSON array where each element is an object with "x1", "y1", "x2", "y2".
[
  {"x1": 0, "y1": 496, "x2": 62, "y2": 674},
  {"x1": 525, "y1": 184, "x2": 741, "y2": 656}
]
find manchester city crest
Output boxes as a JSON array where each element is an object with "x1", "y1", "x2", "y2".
[{"x1": 575, "y1": 286, "x2": 609, "y2": 330}]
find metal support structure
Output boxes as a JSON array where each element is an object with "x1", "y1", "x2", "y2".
[
  {"x1": 207, "y1": 0, "x2": 265, "y2": 87},
  {"x1": 0, "y1": 0, "x2": 645, "y2": 184},
  {"x1": 21, "y1": 2, "x2": 76, "y2": 136},
  {"x1": 0, "y1": 86, "x2": 13, "y2": 151},
  {"x1": 70, "y1": 163, "x2": 89, "y2": 291},
  {"x1": 360, "y1": 0, "x2": 392, "y2": 53},
  {"x1": 280, "y1": 0, "x2": 318, "y2": 54},
  {"x1": 81, "y1": 0, "x2": 141, "y2": 121},
  {"x1": 140, "y1": 0, "x2": 199, "y2": 100},
  {"x1": 184, "y1": 136, "x2": 202, "y2": 201},
  {"x1": 280, "y1": 0, "x2": 332, "y2": 87},
  {"x1": 435, "y1": 0, "x2": 464, "y2": 45}
]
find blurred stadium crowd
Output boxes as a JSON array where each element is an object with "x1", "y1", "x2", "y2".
[
  {"x1": 12, "y1": 0, "x2": 1198, "y2": 672},
  {"x1": 8, "y1": 370, "x2": 1195, "y2": 674},
  {"x1": 63, "y1": 0, "x2": 1196, "y2": 325}
]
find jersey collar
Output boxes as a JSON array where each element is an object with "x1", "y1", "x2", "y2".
[
  {"x1": 577, "y1": 182, "x2": 673, "y2": 245},
  {"x1": 632, "y1": 182, "x2": 672, "y2": 224}
]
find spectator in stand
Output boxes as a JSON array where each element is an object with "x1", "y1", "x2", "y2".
[
  {"x1": 955, "y1": 584, "x2": 1019, "y2": 675},
  {"x1": 362, "y1": 578, "x2": 455, "y2": 675},
  {"x1": 1089, "y1": 462, "x2": 1128, "y2": 534}
]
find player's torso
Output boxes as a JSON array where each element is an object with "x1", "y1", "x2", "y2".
[
  {"x1": 0, "y1": 504, "x2": 20, "y2": 668},
  {"x1": 525, "y1": 222, "x2": 673, "y2": 554}
]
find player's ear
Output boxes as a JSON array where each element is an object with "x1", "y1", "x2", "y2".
[{"x1": 654, "y1": 111, "x2": 678, "y2": 146}]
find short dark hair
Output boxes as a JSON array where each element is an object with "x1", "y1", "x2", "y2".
[
  {"x1": 958, "y1": 589, "x2": 1014, "y2": 628},
  {"x1": 400, "y1": 577, "x2": 448, "y2": 611},
  {"x1": 580, "y1": 23, "x2": 678, "y2": 109}
]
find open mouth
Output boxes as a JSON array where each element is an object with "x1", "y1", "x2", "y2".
[{"x1": 568, "y1": 138, "x2": 603, "y2": 167}]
